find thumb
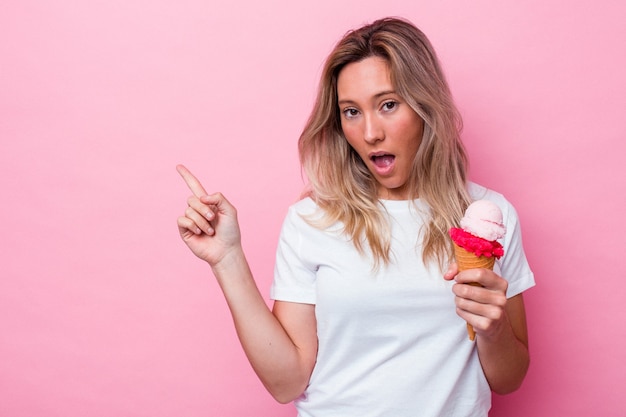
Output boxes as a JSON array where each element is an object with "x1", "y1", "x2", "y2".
[
  {"x1": 200, "y1": 192, "x2": 236, "y2": 215},
  {"x1": 443, "y1": 262, "x2": 458, "y2": 281}
]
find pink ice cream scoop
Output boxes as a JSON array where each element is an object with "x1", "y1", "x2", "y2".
[{"x1": 460, "y1": 200, "x2": 506, "y2": 241}]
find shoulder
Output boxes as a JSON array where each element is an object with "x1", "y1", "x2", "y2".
[
  {"x1": 281, "y1": 197, "x2": 346, "y2": 244},
  {"x1": 282, "y1": 197, "x2": 319, "y2": 226},
  {"x1": 468, "y1": 182, "x2": 516, "y2": 216},
  {"x1": 280, "y1": 197, "x2": 322, "y2": 235},
  {"x1": 468, "y1": 182, "x2": 506, "y2": 204},
  {"x1": 287, "y1": 196, "x2": 318, "y2": 215}
]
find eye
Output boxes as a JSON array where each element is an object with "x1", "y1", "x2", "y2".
[
  {"x1": 381, "y1": 100, "x2": 398, "y2": 112},
  {"x1": 342, "y1": 108, "x2": 360, "y2": 119}
]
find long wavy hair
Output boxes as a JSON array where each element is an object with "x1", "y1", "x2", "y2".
[{"x1": 298, "y1": 17, "x2": 471, "y2": 269}]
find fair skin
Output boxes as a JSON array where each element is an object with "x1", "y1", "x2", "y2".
[
  {"x1": 177, "y1": 56, "x2": 529, "y2": 400},
  {"x1": 337, "y1": 56, "x2": 423, "y2": 200}
]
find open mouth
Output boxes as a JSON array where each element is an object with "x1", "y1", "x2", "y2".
[{"x1": 370, "y1": 154, "x2": 395, "y2": 168}]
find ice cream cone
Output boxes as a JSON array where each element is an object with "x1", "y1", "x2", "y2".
[
  {"x1": 450, "y1": 200, "x2": 506, "y2": 342},
  {"x1": 453, "y1": 243, "x2": 496, "y2": 271},
  {"x1": 453, "y1": 243, "x2": 496, "y2": 341}
]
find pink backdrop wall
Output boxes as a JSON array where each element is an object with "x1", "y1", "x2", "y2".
[{"x1": 1, "y1": 0, "x2": 624, "y2": 415}]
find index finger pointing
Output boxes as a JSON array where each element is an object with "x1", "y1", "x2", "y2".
[{"x1": 176, "y1": 164, "x2": 208, "y2": 197}]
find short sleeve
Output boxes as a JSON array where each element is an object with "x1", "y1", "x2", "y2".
[
  {"x1": 497, "y1": 200, "x2": 536, "y2": 297},
  {"x1": 270, "y1": 203, "x2": 318, "y2": 304}
]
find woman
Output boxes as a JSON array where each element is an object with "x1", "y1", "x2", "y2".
[{"x1": 177, "y1": 17, "x2": 534, "y2": 417}]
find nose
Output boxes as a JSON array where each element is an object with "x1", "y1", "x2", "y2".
[{"x1": 363, "y1": 114, "x2": 384, "y2": 144}]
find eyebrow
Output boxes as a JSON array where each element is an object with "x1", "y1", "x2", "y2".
[{"x1": 338, "y1": 90, "x2": 397, "y2": 106}]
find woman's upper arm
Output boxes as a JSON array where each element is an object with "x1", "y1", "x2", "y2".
[{"x1": 272, "y1": 300, "x2": 318, "y2": 379}]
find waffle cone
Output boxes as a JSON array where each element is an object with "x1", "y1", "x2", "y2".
[
  {"x1": 452, "y1": 243, "x2": 495, "y2": 341},
  {"x1": 453, "y1": 243, "x2": 496, "y2": 271}
]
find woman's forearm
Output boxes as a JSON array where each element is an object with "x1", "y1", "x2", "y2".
[{"x1": 477, "y1": 294, "x2": 530, "y2": 394}]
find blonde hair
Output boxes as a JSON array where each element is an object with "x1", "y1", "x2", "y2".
[{"x1": 299, "y1": 17, "x2": 471, "y2": 269}]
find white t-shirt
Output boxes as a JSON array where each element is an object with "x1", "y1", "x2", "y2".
[{"x1": 270, "y1": 184, "x2": 535, "y2": 417}]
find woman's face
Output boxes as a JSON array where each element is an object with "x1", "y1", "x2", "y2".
[{"x1": 337, "y1": 56, "x2": 424, "y2": 200}]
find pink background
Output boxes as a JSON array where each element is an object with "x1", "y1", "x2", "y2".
[{"x1": 1, "y1": 0, "x2": 624, "y2": 415}]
